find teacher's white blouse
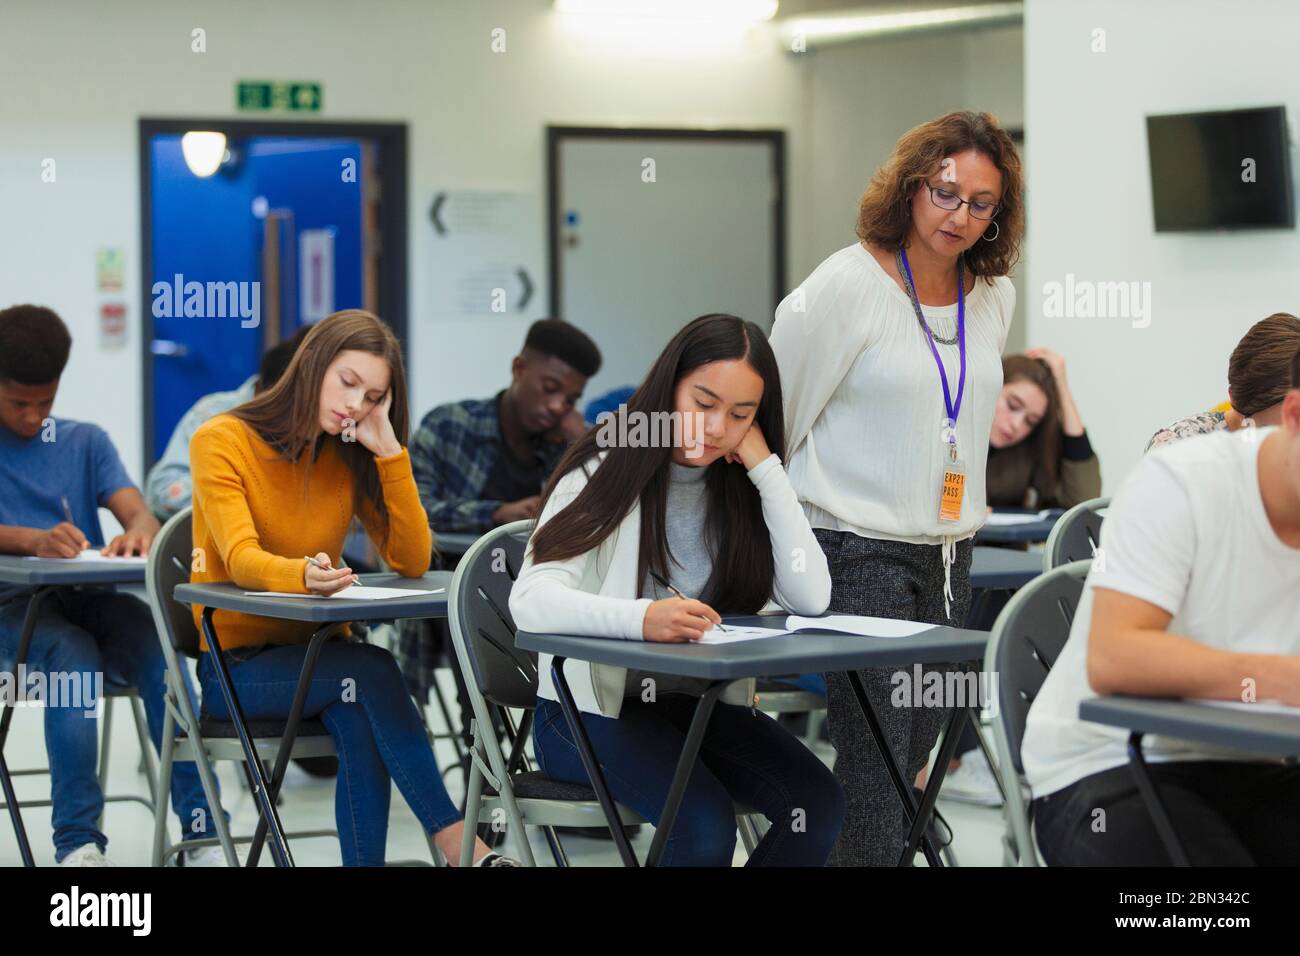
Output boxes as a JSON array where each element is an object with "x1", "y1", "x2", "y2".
[{"x1": 771, "y1": 241, "x2": 1015, "y2": 547}]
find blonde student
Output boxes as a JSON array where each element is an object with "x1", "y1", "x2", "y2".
[
  {"x1": 189, "y1": 309, "x2": 516, "y2": 866},
  {"x1": 510, "y1": 313, "x2": 845, "y2": 867}
]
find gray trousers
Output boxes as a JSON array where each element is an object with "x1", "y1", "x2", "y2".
[{"x1": 813, "y1": 530, "x2": 973, "y2": 867}]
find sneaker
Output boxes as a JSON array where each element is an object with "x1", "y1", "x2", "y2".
[
  {"x1": 474, "y1": 852, "x2": 521, "y2": 867},
  {"x1": 939, "y1": 749, "x2": 1004, "y2": 807},
  {"x1": 60, "y1": 843, "x2": 114, "y2": 867},
  {"x1": 179, "y1": 844, "x2": 242, "y2": 867}
]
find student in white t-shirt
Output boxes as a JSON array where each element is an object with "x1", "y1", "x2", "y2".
[{"x1": 1022, "y1": 347, "x2": 1300, "y2": 865}]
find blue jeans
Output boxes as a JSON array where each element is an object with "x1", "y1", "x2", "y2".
[
  {"x1": 0, "y1": 587, "x2": 218, "y2": 862},
  {"x1": 197, "y1": 638, "x2": 461, "y2": 866},
  {"x1": 533, "y1": 695, "x2": 844, "y2": 866}
]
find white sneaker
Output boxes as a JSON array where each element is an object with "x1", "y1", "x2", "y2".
[
  {"x1": 180, "y1": 844, "x2": 242, "y2": 867},
  {"x1": 60, "y1": 843, "x2": 115, "y2": 867},
  {"x1": 939, "y1": 749, "x2": 1004, "y2": 807}
]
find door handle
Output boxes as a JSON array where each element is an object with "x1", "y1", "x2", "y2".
[{"x1": 150, "y1": 339, "x2": 190, "y2": 358}]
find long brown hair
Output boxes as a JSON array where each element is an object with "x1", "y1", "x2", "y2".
[
  {"x1": 530, "y1": 314, "x2": 784, "y2": 613},
  {"x1": 230, "y1": 310, "x2": 410, "y2": 544},
  {"x1": 1001, "y1": 354, "x2": 1061, "y2": 498},
  {"x1": 856, "y1": 111, "x2": 1024, "y2": 279}
]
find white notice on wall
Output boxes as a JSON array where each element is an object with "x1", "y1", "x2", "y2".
[
  {"x1": 299, "y1": 228, "x2": 336, "y2": 323},
  {"x1": 429, "y1": 189, "x2": 536, "y2": 316}
]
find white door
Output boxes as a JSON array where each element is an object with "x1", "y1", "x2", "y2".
[{"x1": 555, "y1": 134, "x2": 781, "y2": 397}]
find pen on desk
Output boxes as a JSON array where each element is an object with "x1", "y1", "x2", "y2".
[{"x1": 647, "y1": 570, "x2": 728, "y2": 633}]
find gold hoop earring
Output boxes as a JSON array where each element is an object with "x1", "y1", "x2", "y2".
[{"x1": 982, "y1": 220, "x2": 1000, "y2": 242}]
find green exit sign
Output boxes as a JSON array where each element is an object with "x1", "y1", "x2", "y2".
[{"x1": 236, "y1": 81, "x2": 322, "y2": 113}]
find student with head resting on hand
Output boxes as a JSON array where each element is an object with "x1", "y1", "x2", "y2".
[
  {"x1": 987, "y1": 349, "x2": 1101, "y2": 510},
  {"x1": 1022, "y1": 345, "x2": 1300, "y2": 865},
  {"x1": 509, "y1": 313, "x2": 845, "y2": 867},
  {"x1": 0, "y1": 304, "x2": 226, "y2": 866},
  {"x1": 188, "y1": 309, "x2": 517, "y2": 866}
]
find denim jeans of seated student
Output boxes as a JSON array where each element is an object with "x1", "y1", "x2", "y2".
[
  {"x1": 533, "y1": 695, "x2": 845, "y2": 866},
  {"x1": 197, "y1": 638, "x2": 462, "y2": 866},
  {"x1": 0, "y1": 587, "x2": 220, "y2": 862}
]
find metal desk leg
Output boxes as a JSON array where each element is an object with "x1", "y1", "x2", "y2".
[
  {"x1": 0, "y1": 751, "x2": 34, "y2": 867},
  {"x1": 549, "y1": 658, "x2": 639, "y2": 867},
  {"x1": 644, "y1": 681, "x2": 726, "y2": 868},
  {"x1": 199, "y1": 607, "x2": 293, "y2": 867},
  {"x1": 845, "y1": 669, "x2": 942, "y2": 867},
  {"x1": 899, "y1": 705, "x2": 968, "y2": 866},
  {"x1": 245, "y1": 624, "x2": 335, "y2": 867},
  {"x1": 0, "y1": 586, "x2": 55, "y2": 868},
  {"x1": 1127, "y1": 731, "x2": 1189, "y2": 867}
]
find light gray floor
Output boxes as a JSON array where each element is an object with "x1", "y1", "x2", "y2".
[{"x1": 0, "y1": 666, "x2": 1008, "y2": 868}]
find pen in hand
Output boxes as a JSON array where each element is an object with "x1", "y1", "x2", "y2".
[
  {"x1": 648, "y1": 570, "x2": 728, "y2": 633},
  {"x1": 304, "y1": 554, "x2": 360, "y2": 585}
]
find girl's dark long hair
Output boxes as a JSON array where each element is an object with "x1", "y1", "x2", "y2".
[
  {"x1": 1002, "y1": 354, "x2": 1061, "y2": 500},
  {"x1": 530, "y1": 314, "x2": 785, "y2": 614},
  {"x1": 229, "y1": 309, "x2": 410, "y2": 546}
]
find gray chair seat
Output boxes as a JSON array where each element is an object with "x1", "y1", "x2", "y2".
[
  {"x1": 197, "y1": 714, "x2": 331, "y2": 739},
  {"x1": 484, "y1": 770, "x2": 602, "y2": 802}
]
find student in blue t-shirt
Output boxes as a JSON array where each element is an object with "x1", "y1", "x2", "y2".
[{"x1": 0, "y1": 304, "x2": 225, "y2": 866}]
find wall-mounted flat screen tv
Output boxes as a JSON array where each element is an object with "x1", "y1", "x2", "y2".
[{"x1": 1146, "y1": 106, "x2": 1294, "y2": 231}]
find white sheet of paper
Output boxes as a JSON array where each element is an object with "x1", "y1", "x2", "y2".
[
  {"x1": 696, "y1": 625, "x2": 789, "y2": 645},
  {"x1": 243, "y1": 586, "x2": 445, "y2": 601},
  {"x1": 983, "y1": 509, "x2": 1053, "y2": 527},
  {"x1": 786, "y1": 615, "x2": 935, "y2": 638},
  {"x1": 25, "y1": 551, "x2": 149, "y2": 564},
  {"x1": 1190, "y1": 698, "x2": 1300, "y2": 718}
]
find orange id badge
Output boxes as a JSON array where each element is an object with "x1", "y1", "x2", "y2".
[{"x1": 938, "y1": 447, "x2": 965, "y2": 523}]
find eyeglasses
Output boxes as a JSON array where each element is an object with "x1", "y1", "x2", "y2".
[{"x1": 926, "y1": 183, "x2": 1000, "y2": 221}]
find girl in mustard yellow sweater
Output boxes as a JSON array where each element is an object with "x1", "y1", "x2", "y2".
[{"x1": 190, "y1": 310, "x2": 514, "y2": 866}]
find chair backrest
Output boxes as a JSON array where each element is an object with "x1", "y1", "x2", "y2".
[
  {"x1": 446, "y1": 521, "x2": 537, "y2": 712},
  {"x1": 1043, "y1": 496, "x2": 1109, "y2": 572},
  {"x1": 987, "y1": 559, "x2": 1090, "y2": 775},
  {"x1": 145, "y1": 508, "x2": 204, "y2": 659}
]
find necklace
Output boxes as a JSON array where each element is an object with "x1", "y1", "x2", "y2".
[{"x1": 895, "y1": 248, "x2": 961, "y2": 346}]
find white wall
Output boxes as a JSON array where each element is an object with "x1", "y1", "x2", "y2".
[{"x1": 1024, "y1": 0, "x2": 1300, "y2": 490}]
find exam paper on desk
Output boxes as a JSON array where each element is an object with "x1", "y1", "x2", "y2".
[
  {"x1": 696, "y1": 615, "x2": 935, "y2": 644},
  {"x1": 24, "y1": 551, "x2": 149, "y2": 565}
]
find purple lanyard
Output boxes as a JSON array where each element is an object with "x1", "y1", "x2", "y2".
[{"x1": 898, "y1": 247, "x2": 966, "y2": 435}]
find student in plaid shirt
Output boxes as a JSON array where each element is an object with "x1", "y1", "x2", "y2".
[{"x1": 396, "y1": 318, "x2": 602, "y2": 700}]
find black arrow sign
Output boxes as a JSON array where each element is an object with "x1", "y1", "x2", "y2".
[
  {"x1": 516, "y1": 267, "x2": 533, "y2": 311},
  {"x1": 429, "y1": 192, "x2": 447, "y2": 235}
]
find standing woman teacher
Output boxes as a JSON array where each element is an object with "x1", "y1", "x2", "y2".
[{"x1": 769, "y1": 111, "x2": 1023, "y2": 866}]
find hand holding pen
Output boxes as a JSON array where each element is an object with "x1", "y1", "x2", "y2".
[
  {"x1": 303, "y1": 552, "x2": 359, "y2": 596},
  {"x1": 642, "y1": 570, "x2": 727, "y2": 643},
  {"x1": 30, "y1": 496, "x2": 91, "y2": 558}
]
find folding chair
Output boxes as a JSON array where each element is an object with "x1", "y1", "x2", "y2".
[
  {"x1": 144, "y1": 508, "x2": 338, "y2": 866},
  {"x1": 448, "y1": 520, "x2": 764, "y2": 866},
  {"x1": 1043, "y1": 497, "x2": 1109, "y2": 571},
  {"x1": 0, "y1": 580, "x2": 158, "y2": 864},
  {"x1": 986, "y1": 559, "x2": 1090, "y2": 866},
  {"x1": 0, "y1": 683, "x2": 157, "y2": 851}
]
